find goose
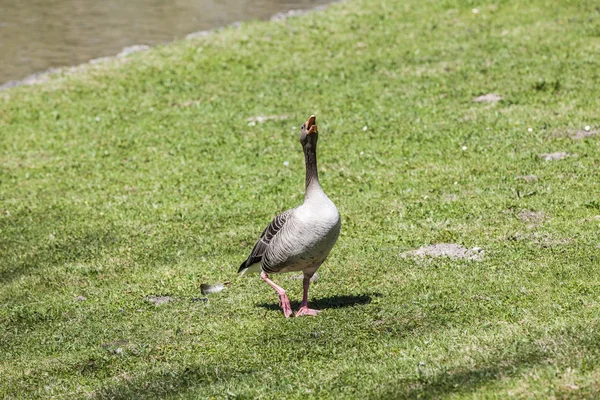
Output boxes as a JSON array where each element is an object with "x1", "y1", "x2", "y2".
[{"x1": 238, "y1": 115, "x2": 341, "y2": 318}]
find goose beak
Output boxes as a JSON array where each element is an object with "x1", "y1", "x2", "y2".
[{"x1": 306, "y1": 115, "x2": 317, "y2": 135}]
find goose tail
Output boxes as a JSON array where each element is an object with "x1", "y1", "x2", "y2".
[{"x1": 238, "y1": 260, "x2": 261, "y2": 276}]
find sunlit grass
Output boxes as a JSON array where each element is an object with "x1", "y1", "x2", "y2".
[{"x1": 1, "y1": 0, "x2": 600, "y2": 398}]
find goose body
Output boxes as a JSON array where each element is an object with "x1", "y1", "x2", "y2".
[
  {"x1": 240, "y1": 192, "x2": 340, "y2": 275},
  {"x1": 238, "y1": 115, "x2": 340, "y2": 317}
]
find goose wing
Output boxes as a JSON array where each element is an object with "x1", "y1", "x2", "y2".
[{"x1": 238, "y1": 209, "x2": 293, "y2": 273}]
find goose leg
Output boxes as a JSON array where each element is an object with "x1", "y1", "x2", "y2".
[
  {"x1": 296, "y1": 275, "x2": 320, "y2": 317},
  {"x1": 260, "y1": 271, "x2": 292, "y2": 318}
]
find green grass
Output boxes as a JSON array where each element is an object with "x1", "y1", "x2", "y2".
[{"x1": 1, "y1": 0, "x2": 600, "y2": 398}]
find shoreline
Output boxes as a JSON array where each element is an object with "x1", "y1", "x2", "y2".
[{"x1": 0, "y1": 3, "x2": 332, "y2": 92}]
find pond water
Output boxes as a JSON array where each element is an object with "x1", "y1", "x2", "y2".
[{"x1": 0, "y1": 0, "x2": 330, "y2": 85}]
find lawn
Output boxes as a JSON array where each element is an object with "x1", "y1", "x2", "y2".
[{"x1": 1, "y1": 0, "x2": 600, "y2": 398}]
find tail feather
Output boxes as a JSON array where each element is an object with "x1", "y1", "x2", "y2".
[
  {"x1": 238, "y1": 260, "x2": 261, "y2": 276},
  {"x1": 237, "y1": 259, "x2": 248, "y2": 273}
]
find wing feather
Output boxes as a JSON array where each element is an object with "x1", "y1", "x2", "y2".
[{"x1": 238, "y1": 210, "x2": 292, "y2": 273}]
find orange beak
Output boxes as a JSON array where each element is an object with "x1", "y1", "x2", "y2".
[{"x1": 306, "y1": 115, "x2": 317, "y2": 134}]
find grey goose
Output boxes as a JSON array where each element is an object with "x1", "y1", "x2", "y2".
[{"x1": 238, "y1": 115, "x2": 341, "y2": 318}]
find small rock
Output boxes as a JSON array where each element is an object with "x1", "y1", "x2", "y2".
[{"x1": 75, "y1": 296, "x2": 87, "y2": 301}]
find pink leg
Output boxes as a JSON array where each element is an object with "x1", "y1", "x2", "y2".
[
  {"x1": 296, "y1": 275, "x2": 320, "y2": 317},
  {"x1": 261, "y1": 271, "x2": 292, "y2": 318}
]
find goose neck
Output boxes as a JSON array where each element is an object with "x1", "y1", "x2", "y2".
[{"x1": 304, "y1": 144, "x2": 322, "y2": 198}]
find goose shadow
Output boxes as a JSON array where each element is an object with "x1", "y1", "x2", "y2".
[{"x1": 257, "y1": 293, "x2": 380, "y2": 311}]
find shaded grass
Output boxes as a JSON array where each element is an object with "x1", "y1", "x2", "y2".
[{"x1": 1, "y1": 0, "x2": 600, "y2": 398}]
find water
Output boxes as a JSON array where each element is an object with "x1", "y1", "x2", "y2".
[{"x1": 0, "y1": 0, "x2": 329, "y2": 85}]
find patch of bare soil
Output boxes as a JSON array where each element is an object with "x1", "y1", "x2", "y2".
[
  {"x1": 442, "y1": 193, "x2": 459, "y2": 202},
  {"x1": 552, "y1": 127, "x2": 598, "y2": 140},
  {"x1": 146, "y1": 296, "x2": 173, "y2": 306},
  {"x1": 516, "y1": 175, "x2": 538, "y2": 182},
  {"x1": 472, "y1": 93, "x2": 502, "y2": 102},
  {"x1": 401, "y1": 243, "x2": 484, "y2": 261},
  {"x1": 502, "y1": 231, "x2": 570, "y2": 248},
  {"x1": 570, "y1": 129, "x2": 599, "y2": 140},
  {"x1": 518, "y1": 210, "x2": 547, "y2": 224},
  {"x1": 532, "y1": 233, "x2": 571, "y2": 248},
  {"x1": 539, "y1": 152, "x2": 570, "y2": 161},
  {"x1": 172, "y1": 100, "x2": 202, "y2": 107}
]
